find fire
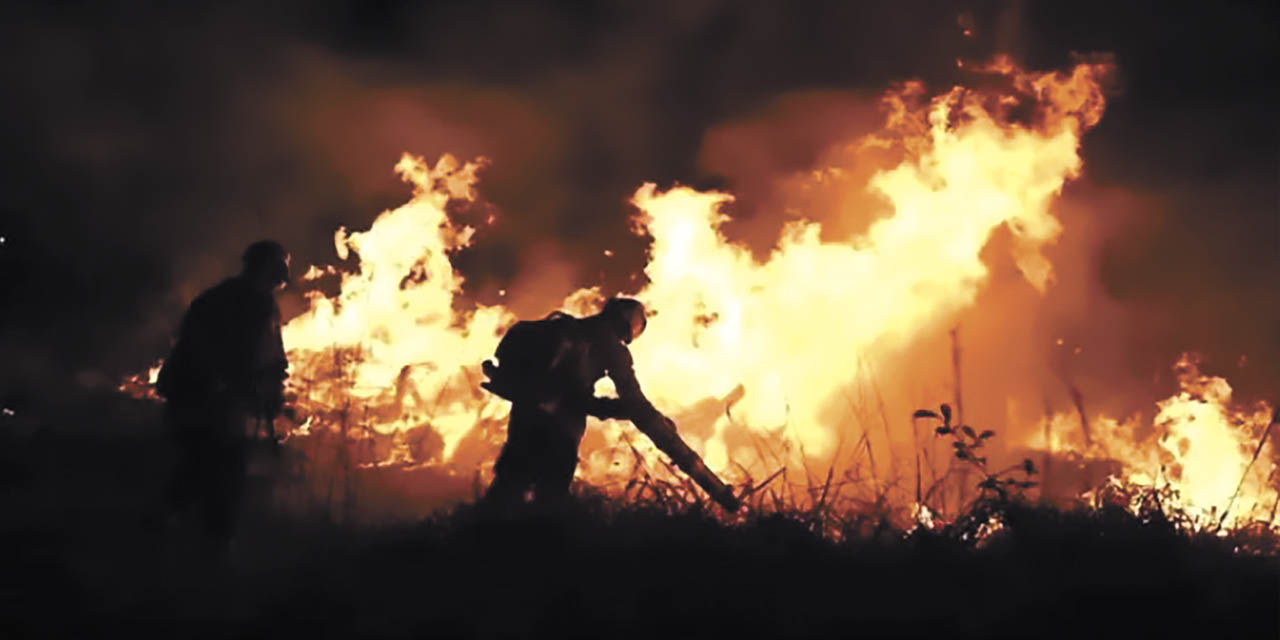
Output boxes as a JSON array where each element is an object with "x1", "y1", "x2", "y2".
[
  {"x1": 1031, "y1": 356, "x2": 1278, "y2": 530},
  {"x1": 282, "y1": 154, "x2": 512, "y2": 467},
  {"x1": 271, "y1": 56, "x2": 1115, "y2": 502},
  {"x1": 116, "y1": 360, "x2": 163, "y2": 400},
  {"x1": 580, "y1": 57, "x2": 1111, "y2": 485},
  {"x1": 120, "y1": 57, "x2": 1279, "y2": 527}
]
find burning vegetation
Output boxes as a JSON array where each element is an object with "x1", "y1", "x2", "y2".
[{"x1": 120, "y1": 56, "x2": 1278, "y2": 538}]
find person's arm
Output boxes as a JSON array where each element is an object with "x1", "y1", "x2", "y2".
[
  {"x1": 604, "y1": 343, "x2": 740, "y2": 511},
  {"x1": 252, "y1": 302, "x2": 289, "y2": 419},
  {"x1": 604, "y1": 345, "x2": 662, "y2": 421}
]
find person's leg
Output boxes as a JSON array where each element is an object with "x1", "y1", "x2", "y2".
[
  {"x1": 162, "y1": 404, "x2": 206, "y2": 521},
  {"x1": 189, "y1": 402, "x2": 248, "y2": 554},
  {"x1": 483, "y1": 404, "x2": 540, "y2": 509},
  {"x1": 166, "y1": 442, "x2": 197, "y2": 514},
  {"x1": 202, "y1": 440, "x2": 247, "y2": 550},
  {"x1": 532, "y1": 412, "x2": 587, "y2": 505}
]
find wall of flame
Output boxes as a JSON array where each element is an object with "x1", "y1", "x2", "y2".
[{"x1": 123, "y1": 57, "x2": 1276, "y2": 528}]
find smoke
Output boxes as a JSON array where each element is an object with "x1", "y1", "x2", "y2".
[{"x1": 0, "y1": 0, "x2": 1276, "y2": 424}]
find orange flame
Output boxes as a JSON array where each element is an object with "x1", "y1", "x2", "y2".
[
  {"x1": 1031, "y1": 355, "x2": 1277, "y2": 530},
  {"x1": 282, "y1": 154, "x2": 512, "y2": 469},
  {"x1": 123, "y1": 58, "x2": 1276, "y2": 526},
  {"x1": 271, "y1": 58, "x2": 1121, "y2": 505},
  {"x1": 117, "y1": 360, "x2": 163, "y2": 400}
]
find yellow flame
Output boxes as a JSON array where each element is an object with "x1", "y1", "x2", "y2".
[
  {"x1": 282, "y1": 154, "x2": 512, "y2": 465},
  {"x1": 605, "y1": 59, "x2": 1110, "y2": 478},
  {"x1": 1029, "y1": 355, "x2": 1277, "y2": 529},
  {"x1": 120, "y1": 58, "x2": 1166, "y2": 516},
  {"x1": 116, "y1": 57, "x2": 1279, "y2": 527},
  {"x1": 274, "y1": 59, "x2": 1118, "y2": 500},
  {"x1": 117, "y1": 360, "x2": 164, "y2": 400}
]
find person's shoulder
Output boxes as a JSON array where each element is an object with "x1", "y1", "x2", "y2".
[
  {"x1": 582, "y1": 318, "x2": 630, "y2": 362},
  {"x1": 190, "y1": 276, "x2": 260, "y2": 317},
  {"x1": 200, "y1": 276, "x2": 249, "y2": 300},
  {"x1": 528, "y1": 311, "x2": 587, "y2": 341},
  {"x1": 186, "y1": 278, "x2": 227, "y2": 312},
  {"x1": 544, "y1": 310, "x2": 580, "y2": 327},
  {"x1": 571, "y1": 314, "x2": 602, "y2": 339}
]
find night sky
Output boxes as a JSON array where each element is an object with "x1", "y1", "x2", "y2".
[{"x1": 1, "y1": 1, "x2": 1276, "y2": 410}]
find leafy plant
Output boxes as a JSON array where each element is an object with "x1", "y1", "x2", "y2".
[{"x1": 913, "y1": 403, "x2": 1038, "y2": 503}]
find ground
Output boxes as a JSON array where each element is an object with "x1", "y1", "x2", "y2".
[{"x1": 1, "y1": 394, "x2": 1275, "y2": 639}]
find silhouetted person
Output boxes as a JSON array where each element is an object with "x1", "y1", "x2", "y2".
[
  {"x1": 481, "y1": 298, "x2": 738, "y2": 512},
  {"x1": 155, "y1": 240, "x2": 290, "y2": 550}
]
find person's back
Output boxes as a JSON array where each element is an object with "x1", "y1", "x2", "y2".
[
  {"x1": 481, "y1": 298, "x2": 738, "y2": 511},
  {"x1": 161, "y1": 275, "x2": 285, "y2": 416},
  {"x1": 486, "y1": 309, "x2": 646, "y2": 415}
]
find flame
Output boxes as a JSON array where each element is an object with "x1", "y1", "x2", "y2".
[
  {"x1": 1030, "y1": 355, "x2": 1278, "y2": 530},
  {"x1": 267, "y1": 57, "x2": 1120, "y2": 505},
  {"x1": 585, "y1": 58, "x2": 1110, "y2": 482},
  {"x1": 130, "y1": 57, "x2": 1273, "y2": 524},
  {"x1": 282, "y1": 154, "x2": 513, "y2": 468},
  {"x1": 117, "y1": 360, "x2": 163, "y2": 400}
]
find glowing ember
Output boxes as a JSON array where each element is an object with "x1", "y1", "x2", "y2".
[{"x1": 117, "y1": 361, "x2": 163, "y2": 400}]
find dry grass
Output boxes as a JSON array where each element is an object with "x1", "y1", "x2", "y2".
[{"x1": 3, "y1": 390, "x2": 1277, "y2": 638}]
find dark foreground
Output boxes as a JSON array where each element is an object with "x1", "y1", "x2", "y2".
[{"x1": 2, "y1": 397, "x2": 1276, "y2": 639}]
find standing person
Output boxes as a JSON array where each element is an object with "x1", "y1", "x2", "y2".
[
  {"x1": 154, "y1": 240, "x2": 291, "y2": 550},
  {"x1": 480, "y1": 298, "x2": 739, "y2": 512}
]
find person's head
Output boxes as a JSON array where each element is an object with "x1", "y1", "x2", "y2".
[
  {"x1": 241, "y1": 240, "x2": 290, "y2": 292},
  {"x1": 599, "y1": 297, "x2": 647, "y2": 344}
]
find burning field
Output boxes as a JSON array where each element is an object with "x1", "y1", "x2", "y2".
[
  {"x1": 117, "y1": 55, "x2": 1279, "y2": 536},
  {"x1": 3, "y1": 2, "x2": 1279, "y2": 638}
]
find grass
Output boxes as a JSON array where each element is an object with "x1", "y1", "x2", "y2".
[{"x1": 1, "y1": 393, "x2": 1276, "y2": 639}]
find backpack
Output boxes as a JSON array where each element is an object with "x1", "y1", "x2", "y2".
[
  {"x1": 155, "y1": 306, "x2": 215, "y2": 404},
  {"x1": 483, "y1": 312, "x2": 585, "y2": 403}
]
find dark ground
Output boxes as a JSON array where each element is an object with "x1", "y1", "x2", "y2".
[{"x1": 1, "y1": 395, "x2": 1276, "y2": 639}]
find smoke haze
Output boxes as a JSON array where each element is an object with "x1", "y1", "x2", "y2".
[{"x1": 1, "y1": 0, "x2": 1275, "y2": 419}]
